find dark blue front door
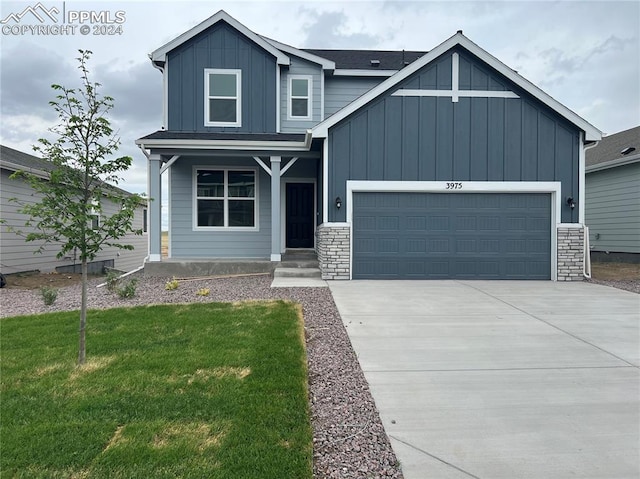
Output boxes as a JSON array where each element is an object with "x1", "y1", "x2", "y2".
[{"x1": 286, "y1": 183, "x2": 314, "y2": 248}]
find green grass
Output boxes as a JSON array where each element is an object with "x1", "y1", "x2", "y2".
[{"x1": 1, "y1": 301, "x2": 312, "y2": 478}]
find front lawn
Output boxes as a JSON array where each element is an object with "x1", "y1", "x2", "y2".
[{"x1": 1, "y1": 301, "x2": 312, "y2": 478}]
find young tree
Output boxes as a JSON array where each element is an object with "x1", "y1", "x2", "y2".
[{"x1": 13, "y1": 50, "x2": 142, "y2": 365}]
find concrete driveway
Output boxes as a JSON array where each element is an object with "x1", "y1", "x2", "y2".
[{"x1": 329, "y1": 280, "x2": 640, "y2": 479}]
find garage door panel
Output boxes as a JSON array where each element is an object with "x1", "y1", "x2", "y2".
[{"x1": 353, "y1": 192, "x2": 551, "y2": 279}]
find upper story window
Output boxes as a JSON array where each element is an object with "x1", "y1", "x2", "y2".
[
  {"x1": 205, "y1": 69, "x2": 241, "y2": 127},
  {"x1": 288, "y1": 75, "x2": 312, "y2": 120}
]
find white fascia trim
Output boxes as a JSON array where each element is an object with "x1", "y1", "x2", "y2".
[
  {"x1": 133, "y1": 137, "x2": 312, "y2": 152},
  {"x1": 261, "y1": 36, "x2": 335, "y2": 70},
  {"x1": 312, "y1": 32, "x2": 602, "y2": 141},
  {"x1": 151, "y1": 10, "x2": 290, "y2": 66},
  {"x1": 345, "y1": 180, "x2": 562, "y2": 281},
  {"x1": 333, "y1": 69, "x2": 397, "y2": 77},
  {"x1": 0, "y1": 160, "x2": 49, "y2": 179},
  {"x1": 586, "y1": 154, "x2": 640, "y2": 173}
]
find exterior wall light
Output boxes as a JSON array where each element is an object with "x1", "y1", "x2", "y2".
[
  {"x1": 566, "y1": 196, "x2": 576, "y2": 209},
  {"x1": 335, "y1": 197, "x2": 342, "y2": 209}
]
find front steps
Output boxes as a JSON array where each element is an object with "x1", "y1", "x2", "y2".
[{"x1": 274, "y1": 250, "x2": 321, "y2": 279}]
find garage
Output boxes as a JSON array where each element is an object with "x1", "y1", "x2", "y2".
[{"x1": 352, "y1": 192, "x2": 551, "y2": 279}]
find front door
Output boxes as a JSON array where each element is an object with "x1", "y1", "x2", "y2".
[{"x1": 286, "y1": 183, "x2": 314, "y2": 248}]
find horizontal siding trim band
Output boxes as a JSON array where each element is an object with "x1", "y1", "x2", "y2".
[{"x1": 392, "y1": 89, "x2": 519, "y2": 99}]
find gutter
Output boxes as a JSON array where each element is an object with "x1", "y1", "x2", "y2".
[
  {"x1": 582, "y1": 140, "x2": 599, "y2": 279},
  {"x1": 134, "y1": 130, "x2": 313, "y2": 153},
  {"x1": 586, "y1": 153, "x2": 640, "y2": 173}
]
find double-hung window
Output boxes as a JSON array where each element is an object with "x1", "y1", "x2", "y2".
[
  {"x1": 288, "y1": 75, "x2": 312, "y2": 120},
  {"x1": 195, "y1": 169, "x2": 257, "y2": 229},
  {"x1": 205, "y1": 69, "x2": 241, "y2": 127}
]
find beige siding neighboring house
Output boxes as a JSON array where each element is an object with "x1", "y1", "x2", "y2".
[
  {"x1": 585, "y1": 126, "x2": 640, "y2": 261},
  {"x1": 0, "y1": 145, "x2": 148, "y2": 275}
]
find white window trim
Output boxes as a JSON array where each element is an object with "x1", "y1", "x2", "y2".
[
  {"x1": 288, "y1": 74, "x2": 312, "y2": 121},
  {"x1": 89, "y1": 199, "x2": 100, "y2": 231},
  {"x1": 204, "y1": 69, "x2": 242, "y2": 127},
  {"x1": 192, "y1": 166, "x2": 259, "y2": 231}
]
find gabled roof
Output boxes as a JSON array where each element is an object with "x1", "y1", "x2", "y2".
[
  {"x1": 261, "y1": 36, "x2": 335, "y2": 71},
  {"x1": 0, "y1": 144, "x2": 139, "y2": 197},
  {"x1": 0, "y1": 144, "x2": 54, "y2": 177},
  {"x1": 586, "y1": 125, "x2": 640, "y2": 172},
  {"x1": 303, "y1": 49, "x2": 426, "y2": 71},
  {"x1": 312, "y1": 32, "x2": 602, "y2": 141},
  {"x1": 150, "y1": 10, "x2": 289, "y2": 67}
]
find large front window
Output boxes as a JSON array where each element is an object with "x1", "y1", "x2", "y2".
[
  {"x1": 195, "y1": 169, "x2": 256, "y2": 228},
  {"x1": 204, "y1": 69, "x2": 241, "y2": 127}
]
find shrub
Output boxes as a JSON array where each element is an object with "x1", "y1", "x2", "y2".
[
  {"x1": 196, "y1": 288, "x2": 210, "y2": 297},
  {"x1": 116, "y1": 278, "x2": 138, "y2": 299},
  {"x1": 105, "y1": 270, "x2": 120, "y2": 293},
  {"x1": 165, "y1": 277, "x2": 179, "y2": 290},
  {"x1": 40, "y1": 286, "x2": 58, "y2": 306}
]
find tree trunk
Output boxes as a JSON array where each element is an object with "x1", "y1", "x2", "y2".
[{"x1": 78, "y1": 259, "x2": 88, "y2": 365}]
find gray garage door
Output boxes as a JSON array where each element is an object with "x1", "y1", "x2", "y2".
[{"x1": 352, "y1": 192, "x2": 551, "y2": 279}]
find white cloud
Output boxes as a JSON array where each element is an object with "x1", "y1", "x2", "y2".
[{"x1": 1, "y1": 0, "x2": 638, "y2": 195}]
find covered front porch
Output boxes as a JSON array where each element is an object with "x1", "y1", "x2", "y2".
[{"x1": 136, "y1": 132, "x2": 322, "y2": 276}]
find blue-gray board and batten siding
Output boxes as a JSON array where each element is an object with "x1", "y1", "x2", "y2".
[
  {"x1": 353, "y1": 192, "x2": 551, "y2": 279},
  {"x1": 328, "y1": 47, "x2": 581, "y2": 224},
  {"x1": 167, "y1": 21, "x2": 277, "y2": 133}
]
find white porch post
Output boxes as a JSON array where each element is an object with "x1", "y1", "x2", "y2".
[
  {"x1": 148, "y1": 153, "x2": 162, "y2": 262},
  {"x1": 270, "y1": 156, "x2": 281, "y2": 262}
]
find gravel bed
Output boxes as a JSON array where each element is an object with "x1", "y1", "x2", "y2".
[
  {"x1": 0, "y1": 274, "x2": 403, "y2": 478},
  {"x1": 587, "y1": 278, "x2": 640, "y2": 294}
]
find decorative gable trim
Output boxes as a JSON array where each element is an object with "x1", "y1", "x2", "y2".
[
  {"x1": 150, "y1": 10, "x2": 290, "y2": 66},
  {"x1": 312, "y1": 32, "x2": 601, "y2": 141}
]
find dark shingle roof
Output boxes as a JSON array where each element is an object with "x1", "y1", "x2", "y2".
[
  {"x1": 586, "y1": 126, "x2": 640, "y2": 168},
  {"x1": 138, "y1": 131, "x2": 307, "y2": 142},
  {"x1": 0, "y1": 144, "x2": 54, "y2": 174},
  {"x1": 302, "y1": 49, "x2": 426, "y2": 71}
]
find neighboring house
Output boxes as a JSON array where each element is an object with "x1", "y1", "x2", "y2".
[
  {"x1": 585, "y1": 126, "x2": 640, "y2": 262},
  {"x1": 137, "y1": 10, "x2": 601, "y2": 281},
  {"x1": 0, "y1": 145, "x2": 148, "y2": 275}
]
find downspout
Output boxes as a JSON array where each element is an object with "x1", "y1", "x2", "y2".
[
  {"x1": 138, "y1": 143, "x2": 151, "y2": 268},
  {"x1": 582, "y1": 139, "x2": 599, "y2": 279}
]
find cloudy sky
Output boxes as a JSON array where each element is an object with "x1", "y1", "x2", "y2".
[{"x1": 1, "y1": 0, "x2": 638, "y2": 197}]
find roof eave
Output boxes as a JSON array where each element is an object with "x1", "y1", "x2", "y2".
[
  {"x1": 312, "y1": 32, "x2": 603, "y2": 141},
  {"x1": 150, "y1": 10, "x2": 290, "y2": 66},
  {"x1": 586, "y1": 154, "x2": 640, "y2": 173},
  {"x1": 135, "y1": 131, "x2": 313, "y2": 152},
  {"x1": 261, "y1": 36, "x2": 335, "y2": 71}
]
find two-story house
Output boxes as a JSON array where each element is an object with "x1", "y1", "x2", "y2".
[{"x1": 136, "y1": 10, "x2": 601, "y2": 281}]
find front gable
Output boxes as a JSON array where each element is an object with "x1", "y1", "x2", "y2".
[
  {"x1": 328, "y1": 46, "x2": 583, "y2": 223},
  {"x1": 166, "y1": 20, "x2": 280, "y2": 133}
]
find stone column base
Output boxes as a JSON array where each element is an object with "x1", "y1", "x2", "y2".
[
  {"x1": 316, "y1": 223, "x2": 350, "y2": 280},
  {"x1": 557, "y1": 226, "x2": 585, "y2": 281}
]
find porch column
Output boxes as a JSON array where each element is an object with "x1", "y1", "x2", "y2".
[
  {"x1": 148, "y1": 153, "x2": 162, "y2": 262},
  {"x1": 270, "y1": 156, "x2": 281, "y2": 262}
]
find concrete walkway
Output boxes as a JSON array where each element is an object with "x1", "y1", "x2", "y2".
[{"x1": 329, "y1": 280, "x2": 640, "y2": 479}]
